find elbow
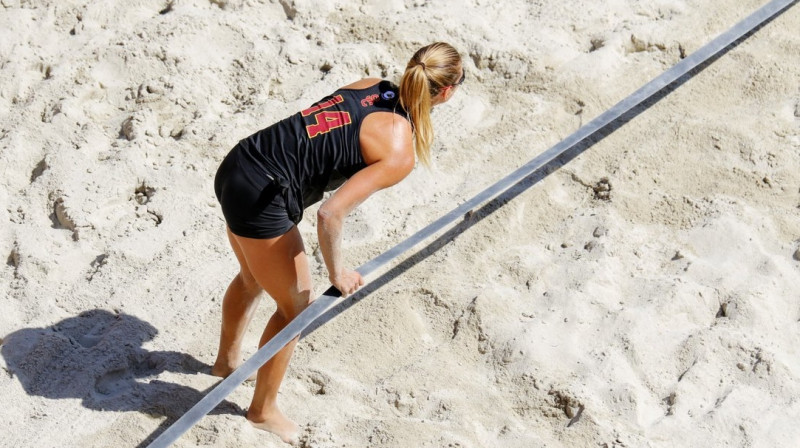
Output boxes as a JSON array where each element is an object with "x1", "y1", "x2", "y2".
[
  {"x1": 318, "y1": 199, "x2": 354, "y2": 230},
  {"x1": 317, "y1": 206, "x2": 330, "y2": 224},
  {"x1": 317, "y1": 204, "x2": 339, "y2": 227}
]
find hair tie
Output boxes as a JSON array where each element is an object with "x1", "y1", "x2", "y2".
[{"x1": 419, "y1": 62, "x2": 426, "y2": 70}]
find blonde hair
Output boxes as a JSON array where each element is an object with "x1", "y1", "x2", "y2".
[{"x1": 398, "y1": 42, "x2": 462, "y2": 166}]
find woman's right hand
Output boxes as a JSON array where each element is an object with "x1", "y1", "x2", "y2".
[{"x1": 330, "y1": 268, "x2": 364, "y2": 297}]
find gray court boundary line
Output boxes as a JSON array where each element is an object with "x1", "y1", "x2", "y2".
[{"x1": 145, "y1": 1, "x2": 796, "y2": 446}]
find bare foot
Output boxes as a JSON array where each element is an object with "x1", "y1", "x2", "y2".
[
  {"x1": 210, "y1": 360, "x2": 233, "y2": 378},
  {"x1": 211, "y1": 361, "x2": 257, "y2": 382},
  {"x1": 247, "y1": 407, "x2": 300, "y2": 444}
]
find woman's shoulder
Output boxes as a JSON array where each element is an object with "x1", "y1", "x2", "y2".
[
  {"x1": 339, "y1": 78, "x2": 383, "y2": 90},
  {"x1": 336, "y1": 78, "x2": 406, "y2": 119}
]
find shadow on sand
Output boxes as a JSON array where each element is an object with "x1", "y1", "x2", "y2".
[{"x1": 1, "y1": 309, "x2": 244, "y2": 446}]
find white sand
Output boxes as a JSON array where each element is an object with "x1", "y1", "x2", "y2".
[{"x1": 1, "y1": 0, "x2": 799, "y2": 447}]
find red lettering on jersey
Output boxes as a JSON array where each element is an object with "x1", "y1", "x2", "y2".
[
  {"x1": 301, "y1": 95, "x2": 345, "y2": 117},
  {"x1": 306, "y1": 111, "x2": 352, "y2": 138},
  {"x1": 301, "y1": 94, "x2": 353, "y2": 138}
]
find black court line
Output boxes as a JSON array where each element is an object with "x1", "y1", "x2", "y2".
[{"x1": 142, "y1": 1, "x2": 797, "y2": 446}]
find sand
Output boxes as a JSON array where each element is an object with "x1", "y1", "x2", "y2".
[{"x1": 1, "y1": 0, "x2": 799, "y2": 447}]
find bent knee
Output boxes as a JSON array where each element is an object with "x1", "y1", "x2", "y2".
[
  {"x1": 237, "y1": 271, "x2": 261, "y2": 293},
  {"x1": 275, "y1": 289, "x2": 312, "y2": 320}
]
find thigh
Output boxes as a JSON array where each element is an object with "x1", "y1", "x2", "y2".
[
  {"x1": 226, "y1": 227, "x2": 257, "y2": 286},
  {"x1": 229, "y1": 226, "x2": 312, "y2": 318}
]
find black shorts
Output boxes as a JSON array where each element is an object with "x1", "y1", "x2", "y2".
[{"x1": 214, "y1": 146, "x2": 295, "y2": 239}]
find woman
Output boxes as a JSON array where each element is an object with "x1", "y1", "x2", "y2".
[{"x1": 212, "y1": 42, "x2": 464, "y2": 443}]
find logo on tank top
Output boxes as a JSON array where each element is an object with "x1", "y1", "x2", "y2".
[
  {"x1": 361, "y1": 94, "x2": 379, "y2": 107},
  {"x1": 381, "y1": 90, "x2": 395, "y2": 101}
]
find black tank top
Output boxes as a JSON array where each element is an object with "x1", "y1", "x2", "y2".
[{"x1": 236, "y1": 80, "x2": 408, "y2": 223}]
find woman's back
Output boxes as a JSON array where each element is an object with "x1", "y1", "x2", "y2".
[{"x1": 236, "y1": 79, "x2": 408, "y2": 222}]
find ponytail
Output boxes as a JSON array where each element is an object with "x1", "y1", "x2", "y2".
[{"x1": 398, "y1": 42, "x2": 462, "y2": 166}]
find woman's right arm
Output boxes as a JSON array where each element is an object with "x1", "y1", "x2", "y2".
[{"x1": 317, "y1": 112, "x2": 414, "y2": 296}]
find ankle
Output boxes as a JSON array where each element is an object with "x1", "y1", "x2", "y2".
[
  {"x1": 211, "y1": 357, "x2": 240, "y2": 377},
  {"x1": 246, "y1": 402, "x2": 280, "y2": 422}
]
